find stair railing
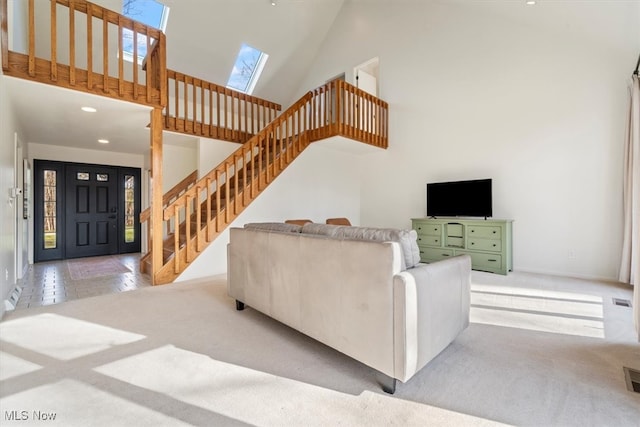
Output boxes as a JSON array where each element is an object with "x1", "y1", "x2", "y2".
[
  {"x1": 151, "y1": 79, "x2": 388, "y2": 284},
  {"x1": 165, "y1": 69, "x2": 282, "y2": 142},
  {"x1": 1, "y1": 0, "x2": 166, "y2": 107},
  {"x1": 140, "y1": 169, "x2": 198, "y2": 258}
]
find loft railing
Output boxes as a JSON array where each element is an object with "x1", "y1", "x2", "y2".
[
  {"x1": 309, "y1": 80, "x2": 388, "y2": 147},
  {"x1": 165, "y1": 69, "x2": 282, "y2": 142},
  {"x1": 1, "y1": 0, "x2": 166, "y2": 107},
  {"x1": 147, "y1": 79, "x2": 388, "y2": 284}
]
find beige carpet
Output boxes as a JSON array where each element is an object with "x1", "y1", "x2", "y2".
[{"x1": 1, "y1": 271, "x2": 639, "y2": 426}]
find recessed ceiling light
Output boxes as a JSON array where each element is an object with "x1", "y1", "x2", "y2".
[
  {"x1": 526, "y1": 0, "x2": 536, "y2": 5},
  {"x1": 81, "y1": 106, "x2": 97, "y2": 113},
  {"x1": 270, "y1": 0, "x2": 276, "y2": 5},
  {"x1": 98, "y1": 139, "x2": 109, "y2": 144}
]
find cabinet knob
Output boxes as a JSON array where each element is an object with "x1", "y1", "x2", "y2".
[
  {"x1": 471, "y1": 242, "x2": 474, "y2": 245},
  {"x1": 493, "y1": 230, "x2": 496, "y2": 234},
  {"x1": 418, "y1": 227, "x2": 421, "y2": 230},
  {"x1": 488, "y1": 259, "x2": 497, "y2": 262},
  {"x1": 435, "y1": 239, "x2": 438, "y2": 243},
  {"x1": 493, "y1": 244, "x2": 496, "y2": 247},
  {"x1": 471, "y1": 229, "x2": 475, "y2": 233},
  {"x1": 434, "y1": 228, "x2": 438, "y2": 231}
]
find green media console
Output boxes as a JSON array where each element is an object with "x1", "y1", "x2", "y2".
[{"x1": 411, "y1": 218, "x2": 513, "y2": 275}]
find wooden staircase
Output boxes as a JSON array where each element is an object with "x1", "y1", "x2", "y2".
[{"x1": 1, "y1": 0, "x2": 389, "y2": 285}]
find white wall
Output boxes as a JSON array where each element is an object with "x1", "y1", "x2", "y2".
[
  {"x1": 176, "y1": 142, "x2": 362, "y2": 280},
  {"x1": 162, "y1": 141, "x2": 197, "y2": 192},
  {"x1": 295, "y1": 0, "x2": 640, "y2": 281},
  {"x1": 197, "y1": 138, "x2": 241, "y2": 179},
  {"x1": 0, "y1": 73, "x2": 26, "y2": 318},
  {"x1": 28, "y1": 143, "x2": 145, "y2": 168}
]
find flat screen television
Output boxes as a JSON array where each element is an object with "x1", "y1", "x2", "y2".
[{"x1": 427, "y1": 179, "x2": 492, "y2": 218}]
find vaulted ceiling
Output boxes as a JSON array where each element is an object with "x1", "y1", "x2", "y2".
[{"x1": 5, "y1": 0, "x2": 346, "y2": 155}]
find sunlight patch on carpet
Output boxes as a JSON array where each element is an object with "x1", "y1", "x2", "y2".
[
  {"x1": 0, "y1": 352, "x2": 42, "y2": 381},
  {"x1": 0, "y1": 379, "x2": 190, "y2": 426},
  {"x1": 470, "y1": 284, "x2": 604, "y2": 338},
  {"x1": 67, "y1": 257, "x2": 131, "y2": 280},
  {"x1": 94, "y1": 345, "x2": 507, "y2": 426},
  {"x1": 0, "y1": 314, "x2": 145, "y2": 360}
]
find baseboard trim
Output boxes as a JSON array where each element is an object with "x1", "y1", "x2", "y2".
[{"x1": 512, "y1": 268, "x2": 623, "y2": 285}]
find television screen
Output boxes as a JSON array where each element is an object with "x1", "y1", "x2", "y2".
[{"x1": 427, "y1": 179, "x2": 492, "y2": 218}]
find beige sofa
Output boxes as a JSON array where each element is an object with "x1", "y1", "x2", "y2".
[{"x1": 227, "y1": 222, "x2": 471, "y2": 393}]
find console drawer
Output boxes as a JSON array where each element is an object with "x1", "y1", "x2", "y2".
[
  {"x1": 417, "y1": 235, "x2": 441, "y2": 246},
  {"x1": 419, "y1": 246, "x2": 455, "y2": 262},
  {"x1": 415, "y1": 223, "x2": 442, "y2": 236},
  {"x1": 468, "y1": 237, "x2": 501, "y2": 252},
  {"x1": 459, "y1": 251, "x2": 502, "y2": 271},
  {"x1": 446, "y1": 236, "x2": 464, "y2": 248},
  {"x1": 467, "y1": 225, "x2": 501, "y2": 239}
]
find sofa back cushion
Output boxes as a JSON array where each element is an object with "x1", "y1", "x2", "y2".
[
  {"x1": 244, "y1": 222, "x2": 303, "y2": 233},
  {"x1": 301, "y1": 223, "x2": 420, "y2": 269}
]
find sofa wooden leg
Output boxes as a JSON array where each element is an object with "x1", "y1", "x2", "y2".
[
  {"x1": 235, "y1": 300, "x2": 245, "y2": 311},
  {"x1": 378, "y1": 373, "x2": 396, "y2": 394}
]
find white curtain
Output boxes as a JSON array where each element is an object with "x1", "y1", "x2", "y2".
[{"x1": 619, "y1": 74, "x2": 639, "y2": 340}]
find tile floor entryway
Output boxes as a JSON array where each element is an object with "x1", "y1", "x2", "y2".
[{"x1": 15, "y1": 254, "x2": 151, "y2": 310}]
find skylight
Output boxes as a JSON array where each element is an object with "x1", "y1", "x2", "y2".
[
  {"x1": 122, "y1": 0, "x2": 170, "y2": 64},
  {"x1": 227, "y1": 44, "x2": 269, "y2": 95}
]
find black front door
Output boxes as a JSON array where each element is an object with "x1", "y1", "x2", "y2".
[
  {"x1": 65, "y1": 164, "x2": 119, "y2": 258},
  {"x1": 34, "y1": 160, "x2": 142, "y2": 262}
]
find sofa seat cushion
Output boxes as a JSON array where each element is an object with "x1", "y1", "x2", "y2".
[{"x1": 301, "y1": 223, "x2": 420, "y2": 269}]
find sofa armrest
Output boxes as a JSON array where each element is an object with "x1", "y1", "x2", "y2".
[{"x1": 393, "y1": 255, "x2": 471, "y2": 382}]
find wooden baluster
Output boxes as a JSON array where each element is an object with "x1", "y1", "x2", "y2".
[
  {"x1": 231, "y1": 91, "x2": 237, "y2": 141},
  {"x1": 208, "y1": 85, "x2": 213, "y2": 138},
  {"x1": 215, "y1": 170, "x2": 221, "y2": 232},
  {"x1": 257, "y1": 137, "x2": 263, "y2": 190},
  {"x1": 224, "y1": 89, "x2": 229, "y2": 139},
  {"x1": 286, "y1": 116, "x2": 292, "y2": 164},
  {"x1": 183, "y1": 76, "x2": 188, "y2": 132},
  {"x1": 173, "y1": 206, "x2": 180, "y2": 274},
  {"x1": 243, "y1": 96, "x2": 248, "y2": 140},
  {"x1": 87, "y1": 3, "x2": 93, "y2": 89},
  {"x1": 191, "y1": 77, "x2": 196, "y2": 134},
  {"x1": 50, "y1": 0, "x2": 57, "y2": 81},
  {"x1": 201, "y1": 84, "x2": 205, "y2": 135},
  {"x1": 145, "y1": 27, "x2": 151, "y2": 102},
  {"x1": 206, "y1": 178, "x2": 212, "y2": 241},
  {"x1": 133, "y1": 25, "x2": 138, "y2": 98},
  {"x1": 117, "y1": 16, "x2": 124, "y2": 95},
  {"x1": 216, "y1": 90, "x2": 221, "y2": 138},
  {"x1": 195, "y1": 186, "x2": 202, "y2": 251},
  {"x1": 102, "y1": 16, "x2": 108, "y2": 93},
  {"x1": 224, "y1": 163, "x2": 230, "y2": 224},
  {"x1": 69, "y1": 1, "x2": 76, "y2": 85},
  {"x1": 174, "y1": 72, "x2": 179, "y2": 127},
  {"x1": 1, "y1": 0, "x2": 8, "y2": 71},
  {"x1": 185, "y1": 194, "x2": 192, "y2": 262},
  {"x1": 233, "y1": 155, "x2": 239, "y2": 213}
]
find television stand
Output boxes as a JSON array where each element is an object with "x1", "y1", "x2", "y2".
[{"x1": 411, "y1": 218, "x2": 513, "y2": 275}]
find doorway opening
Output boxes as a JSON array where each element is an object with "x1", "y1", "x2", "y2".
[
  {"x1": 33, "y1": 160, "x2": 142, "y2": 263},
  {"x1": 354, "y1": 57, "x2": 379, "y2": 96}
]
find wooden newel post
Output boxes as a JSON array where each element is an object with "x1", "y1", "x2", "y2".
[
  {"x1": 150, "y1": 107, "x2": 163, "y2": 285},
  {"x1": 0, "y1": 0, "x2": 8, "y2": 71}
]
